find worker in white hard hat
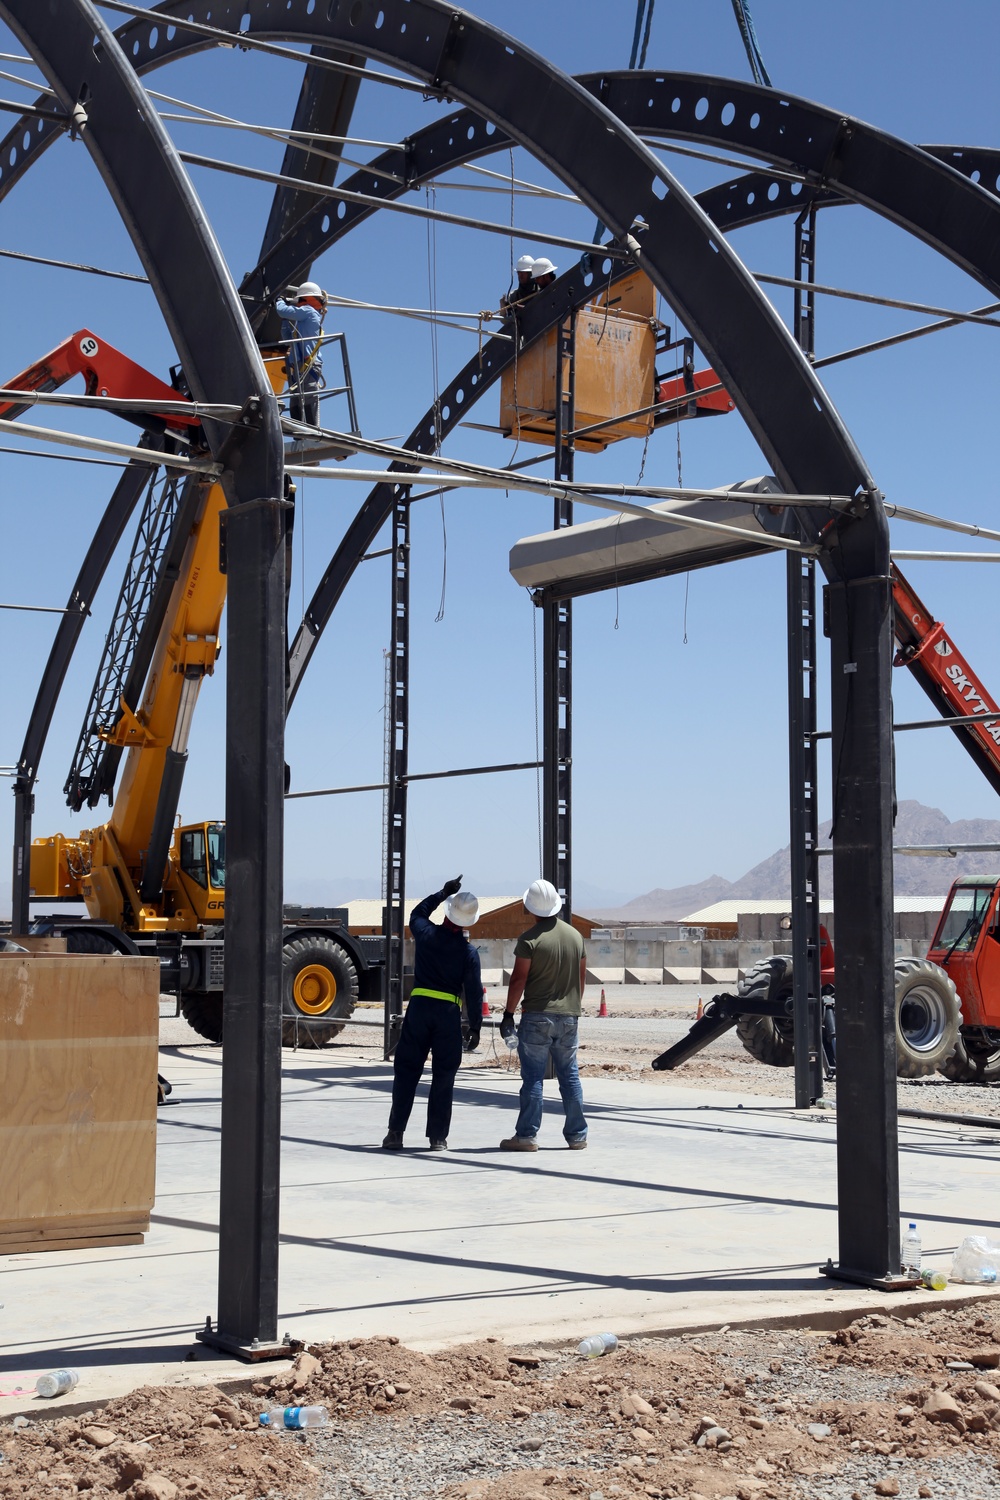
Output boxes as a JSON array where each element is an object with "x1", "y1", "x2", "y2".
[
  {"x1": 531, "y1": 257, "x2": 558, "y2": 289},
  {"x1": 501, "y1": 253, "x2": 538, "y2": 311},
  {"x1": 275, "y1": 281, "x2": 328, "y2": 426},
  {"x1": 498, "y1": 878, "x2": 588, "y2": 1152},
  {"x1": 383, "y1": 876, "x2": 482, "y2": 1152}
]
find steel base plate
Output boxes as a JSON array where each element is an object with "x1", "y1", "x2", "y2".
[
  {"x1": 821, "y1": 1259, "x2": 919, "y2": 1291},
  {"x1": 196, "y1": 1321, "x2": 301, "y2": 1363}
]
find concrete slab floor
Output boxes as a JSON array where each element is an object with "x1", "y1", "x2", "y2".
[{"x1": 2, "y1": 1034, "x2": 999, "y2": 1419}]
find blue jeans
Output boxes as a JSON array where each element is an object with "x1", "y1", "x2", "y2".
[{"x1": 515, "y1": 1013, "x2": 587, "y2": 1143}]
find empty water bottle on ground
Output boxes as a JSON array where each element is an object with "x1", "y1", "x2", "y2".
[
  {"x1": 920, "y1": 1267, "x2": 948, "y2": 1291},
  {"x1": 35, "y1": 1369, "x2": 79, "y2": 1398},
  {"x1": 901, "y1": 1221, "x2": 921, "y2": 1277},
  {"x1": 259, "y1": 1405, "x2": 328, "y2": 1429},
  {"x1": 577, "y1": 1332, "x2": 618, "y2": 1358}
]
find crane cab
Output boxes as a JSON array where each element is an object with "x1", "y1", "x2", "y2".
[
  {"x1": 170, "y1": 821, "x2": 225, "y2": 924},
  {"x1": 927, "y1": 878, "x2": 1000, "y2": 1029}
]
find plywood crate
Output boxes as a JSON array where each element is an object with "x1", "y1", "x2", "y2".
[{"x1": 0, "y1": 954, "x2": 159, "y2": 1254}]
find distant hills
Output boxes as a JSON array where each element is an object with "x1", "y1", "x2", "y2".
[{"x1": 581, "y1": 800, "x2": 1000, "y2": 923}]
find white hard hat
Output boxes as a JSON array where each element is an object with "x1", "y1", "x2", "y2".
[
  {"x1": 532, "y1": 257, "x2": 557, "y2": 278},
  {"x1": 516, "y1": 254, "x2": 535, "y2": 273},
  {"x1": 446, "y1": 890, "x2": 480, "y2": 927},
  {"x1": 523, "y1": 879, "x2": 562, "y2": 918},
  {"x1": 296, "y1": 281, "x2": 326, "y2": 302}
]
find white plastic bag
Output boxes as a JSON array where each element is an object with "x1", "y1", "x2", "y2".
[{"x1": 950, "y1": 1235, "x2": 1000, "y2": 1284}]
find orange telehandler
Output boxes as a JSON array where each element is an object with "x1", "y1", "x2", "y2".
[{"x1": 653, "y1": 567, "x2": 1000, "y2": 1084}]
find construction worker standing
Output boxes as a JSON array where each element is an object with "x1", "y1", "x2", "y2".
[
  {"x1": 531, "y1": 257, "x2": 558, "y2": 290},
  {"x1": 499, "y1": 878, "x2": 587, "y2": 1151},
  {"x1": 383, "y1": 877, "x2": 482, "y2": 1152},
  {"x1": 275, "y1": 281, "x2": 327, "y2": 426}
]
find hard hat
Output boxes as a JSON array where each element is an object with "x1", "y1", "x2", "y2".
[
  {"x1": 516, "y1": 254, "x2": 535, "y2": 273},
  {"x1": 523, "y1": 878, "x2": 562, "y2": 918},
  {"x1": 446, "y1": 890, "x2": 480, "y2": 927},
  {"x1": 532, "y1": 257, "x2": 557, "y2": 278},
  {"x1": 296, "y1": 281, "x2": 326, "y2": 303}
]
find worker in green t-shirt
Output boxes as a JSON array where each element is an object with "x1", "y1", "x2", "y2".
[{"x1": 498, "y1": 879, "x2": 587, "y2": 1151}]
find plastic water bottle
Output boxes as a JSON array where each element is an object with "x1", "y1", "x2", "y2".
[
  {"x1": 35, "y1": 1369, "x2": 79, "y2": 1398},
  {"x1": 901, "y1": 1221, "x2": 922, "y2": 1277},
  {"x1": 577, "y1": 1332, "x2": 618, "y2": 1358},
  {"x1": 259, "y1": 1405, "x2": 328, "y2": 1429}
]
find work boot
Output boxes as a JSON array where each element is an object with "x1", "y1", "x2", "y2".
[
  {"x1": 428, "y1": 1139, "x2": 448, "y2": 1152},
  {"x1": 567, "y1": 1139, "x2": 588, "y2": 1150},
  {"x1": 500, "y1": 1136, "x2": 538, "y2": 1152},
  {"x1": 382, "y1": 1130, "x2": 404, "y2": 1150}
]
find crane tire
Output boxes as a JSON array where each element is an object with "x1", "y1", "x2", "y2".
[
  {"x1": 282, "y1": 935, "x2": 358, "y2": 1048},
  {"x1": 894, "y1": 958, "x2": 961, "y2": 1078},
  {"x1": 63, "y1": 929, "x2": 118, "y2": 955},
  {"x1": 179, "y1": 994, "x2": 224, "y2": 1044},
  {"x1": 735, "y1": 955, "x2": 795, "y2": 1068},
  {"x1": 938, "y1": 1030, "x2": 1000, "y2": 1085}
]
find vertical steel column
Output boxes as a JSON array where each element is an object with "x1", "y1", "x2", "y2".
[
  {"x1": 787, "y1": 555, "x2": 823, "y2": 1105},
  {"x1": 825, "y1": 567, "x2": 902, "y2": 1286},
  {"x1": 793, "y1": 204, "x2": 818, "y2": 362},
  {"x1": 382, "y1": 485, "x2": 411, "y2": 1059},
  {"x1": 217, "y1": 495, "x2": 290, "y2": 1346},
  {"x1": 542, "y1": 313, "x2": 575, "y2": 917},
  {"x1": 788, "y1": 201, "x2": 823, "y2": 1106},
  {"x1": 10, "y1": 784, "x2": 32, "y2": 935}
]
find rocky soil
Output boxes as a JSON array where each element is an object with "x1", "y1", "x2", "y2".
[{"x1": 8, "y1": 1301, "x2": 1000, "y2": 1499}]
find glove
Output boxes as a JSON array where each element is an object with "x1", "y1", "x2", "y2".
[
  {"x1": 464, "y1": 1033, "x2": 480, "y2": 1053},
  {"x1": 499, "y1": 1011, "x2": 516, "y2": 1042},
  {"x1": 442, "y1": 875, "x2": 463, "y2": 897}
]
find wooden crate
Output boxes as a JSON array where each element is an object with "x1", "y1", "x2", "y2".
[{"x1": 0, "y1": 954, "x2": 159, "y2": 1253}]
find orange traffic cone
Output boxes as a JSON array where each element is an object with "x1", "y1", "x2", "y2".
[
  {"x1": 696, "y1": 996, "x2": 704, "y2": 1020},
  {"x1": 481, "y1": 993, "x2": 491, "y2": 1019},
  {"x1": 598, "y1": 989, "x2": 608, "y2": 1018}
]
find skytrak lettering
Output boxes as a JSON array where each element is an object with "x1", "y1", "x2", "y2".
[{"x1": 944, "y1": 661, "x2": 1000, "y2": 743}]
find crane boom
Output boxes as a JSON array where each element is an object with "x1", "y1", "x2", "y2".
[{"x1": 892, "y1": 565, "x2": 1000, "y2": 798}]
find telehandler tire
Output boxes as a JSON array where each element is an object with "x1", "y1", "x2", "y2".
[
  {"x1": 735, "y1": 955, "x2": 796, "y2": 1067},
  {"x1": 63, "y1": 929, "x2": 118, "y2": 955},
  {"x1": 179, "y1": 993, "x2": 224, "y2": 1044},
  {"x1": 894, "y1": 958, "x2": 961, "y2": 1078},
  {"x1": 938, "y1": 1030, "x2": 1000, "y2": 1084},
  {"x1": 282, "y1": 935, "x2": 359, "y2": 1048}
]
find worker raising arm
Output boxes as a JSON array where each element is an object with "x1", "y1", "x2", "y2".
[{"x1": 383, "y1": 877, "x2": 482, "y2": 1152}]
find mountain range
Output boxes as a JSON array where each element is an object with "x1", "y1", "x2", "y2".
[{"x1": 580, "y1": 800, "x2": 1000, "y2": 922}]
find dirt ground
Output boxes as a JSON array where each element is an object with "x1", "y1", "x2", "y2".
[{"x1": 7, "y1": 1300, "x2": 1000, "y2": 1499}]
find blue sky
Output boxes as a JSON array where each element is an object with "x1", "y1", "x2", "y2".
[{"x1": 1, "y1": 1, "x2": 999, "y2": 911}]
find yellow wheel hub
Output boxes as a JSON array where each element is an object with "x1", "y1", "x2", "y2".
[{"x1": 293, "y1": 963, "x2": 337, "y2": 1015}]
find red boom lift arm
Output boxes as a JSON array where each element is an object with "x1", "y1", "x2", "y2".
[{"x1": 0, "y1": 329, "x2": 199, "y2": 433}]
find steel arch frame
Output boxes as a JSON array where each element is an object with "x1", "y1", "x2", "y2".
[
  {"x1": 0, "y1": 0, "x2": 287, "y2": 1348},
  {"x1": 0, "y1": 6, "x2": 900, "y2": 1286}
]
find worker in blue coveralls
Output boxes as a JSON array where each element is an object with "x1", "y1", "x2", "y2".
[
  {"x1": 383, "y1": 877, "x2": 482, "y2": 1152},
  {"x1": 275, "y1": 281, "x2": 327, "y2": 426}
]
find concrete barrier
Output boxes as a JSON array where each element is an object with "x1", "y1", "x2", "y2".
[
  {"x1": 662, "y1": 940, "x2": 702, "y2": 984},
  {"x1": 738, "y1": 941, "x2": 773, "y2": 978},
  {"x1": 625, "y1": 939, "x2": 663, "y2": 984},
  {"x1": 586, "y1": 939, "x2": 625, "y2": 985},
  {"x1": 471, "y1": 938, "x2": 505, "y2": 986},
  {"x1": 703, "y1": 942, "x2": 739, "y2": 985}
]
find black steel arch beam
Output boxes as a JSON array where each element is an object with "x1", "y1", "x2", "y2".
[{"x1": 0, "y1": 0, "x2": 286, "y2": 1349}]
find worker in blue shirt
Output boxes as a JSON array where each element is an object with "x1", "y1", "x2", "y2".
[
  {"x1": 275, "y1": 281, "x2": 327, "y2": 426},
  {"x1": 383, "y1": 877, "x2": 482, "y2": 1152}
]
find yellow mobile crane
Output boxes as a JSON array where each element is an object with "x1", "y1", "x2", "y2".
[{"x1": 13, "y1": 330, "x2": 381, "y2": 1044}]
